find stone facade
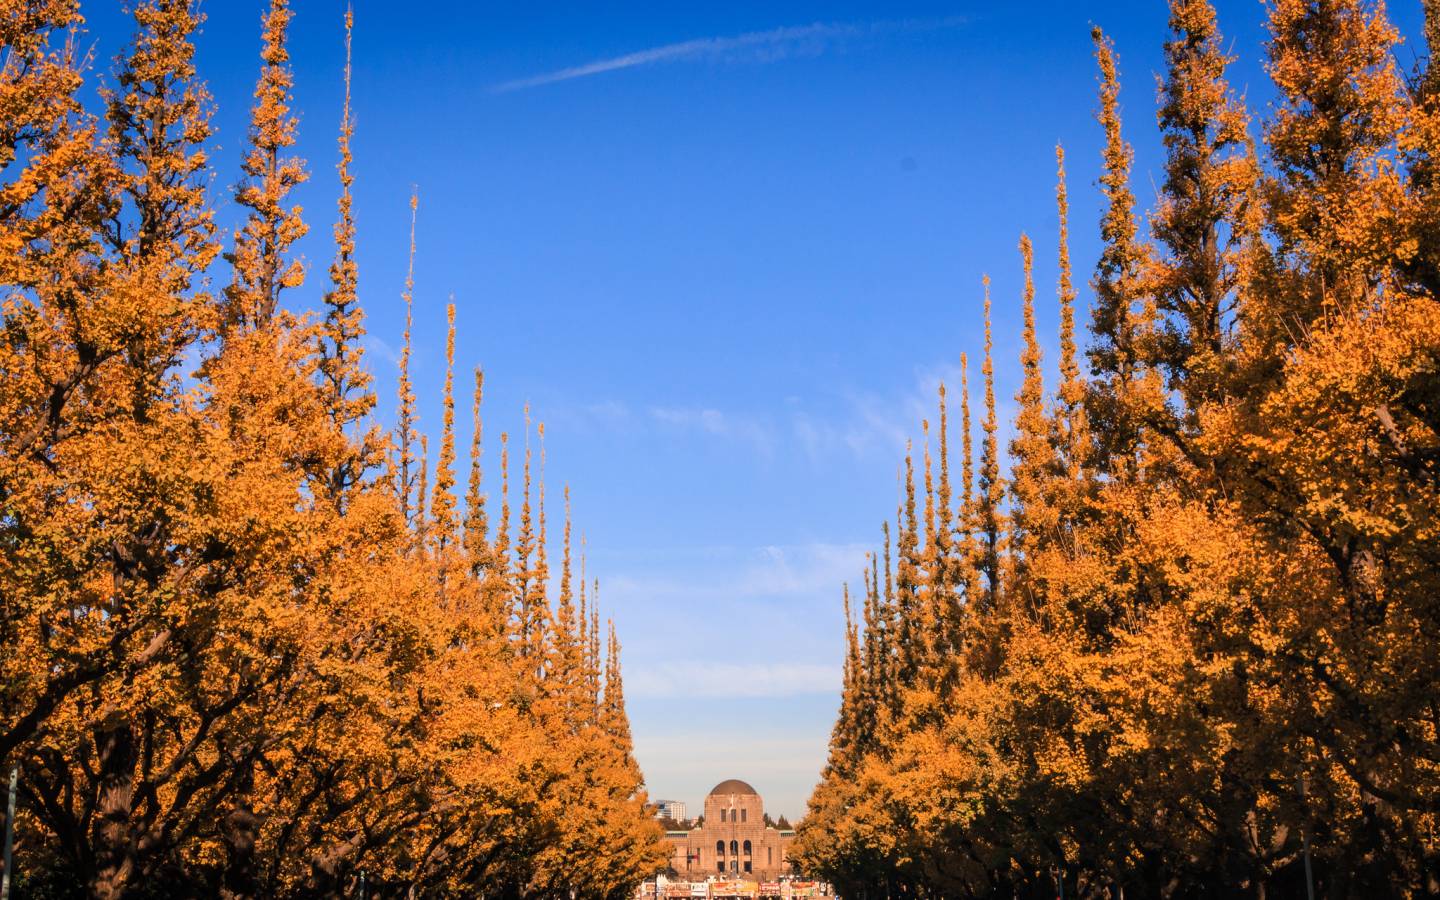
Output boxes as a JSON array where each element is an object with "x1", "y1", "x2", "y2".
[{"x1": 663, "y1": 779, "x2": 794, "y2": 880}]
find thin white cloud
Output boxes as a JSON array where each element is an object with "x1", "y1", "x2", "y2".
[
  {"x1": 650, "y1": 406, "x2": 730, "y2": 434},
  {"x1": 542, "y1": 399, "x2": 633, "y2": 435},
  {"x1": 649, "y1": 405, "x2": 774, "y2": 457},
  {"x1": 585, "y1": 399, "x2": 631, "y2": 421},
  {"x1": 604, "y1": 541, "x2": 869, "y2": 606},
  {"x1": 492, "y1": 17, "x2": 966, "y2": 93},
  {"x1": 787, "y1": 361, "x2": 967, "y2": 466},
  {"x1": 361, "y1": 335, "x2": 401, "y2": 371},
  {"x1": 627, "y1": 661, "x2": 841, "y2": 700},
  {"x1": 736, "y1": 543, "x2": 868, "y2": 598}
]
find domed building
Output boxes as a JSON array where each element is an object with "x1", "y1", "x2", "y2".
[{"x1": 662, "y1": 779, "x2": 795, "y2": 880}]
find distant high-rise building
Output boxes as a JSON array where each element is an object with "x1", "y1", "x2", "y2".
[{"x1": 654, "y1": 799, "x2": 687, "y2": 822}]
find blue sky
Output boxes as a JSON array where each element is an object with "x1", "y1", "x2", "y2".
[{"x1": 80, "y1": 0, "x2": 1427, "y2": 819}]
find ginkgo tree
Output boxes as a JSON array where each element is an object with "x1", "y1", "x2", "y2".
[
  {"x1": 796, "y1": 0, "x2": 1440, "y2": 897},
  {"x1": 0, "y1": 2, "x2": 664, "y2": 898}
]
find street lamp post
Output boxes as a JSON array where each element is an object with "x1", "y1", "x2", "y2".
[
  {"x1": 2, "y1": 764, "x2": 18, "y2": 900},
  {"x1": 1300, "y1": 774, "x2": 1316, "y2": 900}
]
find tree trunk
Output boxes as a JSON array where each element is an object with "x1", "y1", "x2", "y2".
[
  {"x1": 220, "y1": 761, "x2": 260, "y2": 900},
  {"x1": 90, "y1": 716, "x2": 137, "y2": 900}
]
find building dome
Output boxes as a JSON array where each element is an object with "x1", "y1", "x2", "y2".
[{"x1": 708, "y1": 779, "x2": 758, "y2": 797}]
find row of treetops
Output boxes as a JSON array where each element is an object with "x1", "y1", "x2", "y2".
[
  {"x1": 0, "y1": 0, "x2": 667, "y2": 897},
  {"x1": 795, "y1": 0, "x2": 1440, "y2": 898}
]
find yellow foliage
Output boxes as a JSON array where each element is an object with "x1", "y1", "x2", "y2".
[
  {"x1": 797, "y1": 1, "x2": 1440, "y2": 896},
  {"x1": 0, "y1": 3, "x2": 663, "y2": 897}
]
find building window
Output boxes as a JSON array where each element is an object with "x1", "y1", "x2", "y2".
[
  {"x1": 743, "y1": 840, "x2": 752, "y2": 856},
  {"x1": 741, "y1": 809, "x2": 747, "y2": 823},
  {"x1": 744, "y1": 861, "x2": 752, "y2": 873},
  {"x1": 730, "y1": 840, "x2": 738, "y2": 856},
  {"x1": 768, "y1": 847, "x2": 773, "y2": 865},
  {"x1": 716, "y1": 840, "x2": 725, "y2": 857},
  {"x1": 717, "y1": 861, "x2": 724, "y2": 874}
]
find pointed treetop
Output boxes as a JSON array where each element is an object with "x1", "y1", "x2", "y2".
[
  {"x1": 550, "y1": 485, "x2": 588, "y2": 718},
  {"x1": 1053, "y1": 145, "x2": 1092, "y2": 488},
  {"x1": 1152, "y1": 0, "x2": 1257, "y2": 410},
  {"x1": 602, "y1": 620, "x2": 633, "y2": 746},
  {"x1": 317, "y1": 2, "x2": 372, "y2": 445},
  {"x1": 589, "y1": 587, "x2": 604, "y2": 716},
  {"x1": 1018, "y1": 233, "x2": 1043, "y2": 402},
  {"x1": 1090, "y1": 25, "x2": 1140, "y2": 369},
  {"x1": 537, "y1": 421, "x2": 548, "y2": 585},
  {"x1": 978, "y1": 275, "x2": 1003, "y2": 609},
  {"x1": 1090, "y1": 26, "x2": 1160, "y2": 476},
  {"x1": 1425, "y1": 0, "x2": 1440, "y2": 96},
  {"x1": 415, "y1": 432, "x2": 430, "y2": 543},
  {"x1": 559, "y1": 486, "x2": 574, "y2": 614},
  {"x1": 464, "y1": 366, "x2": 490, "y2": 566},
  {"x1": 106, "y1": 0, "x2": 220, "y2": 316},
  {"x1": 395, "y1": 190, "x2": 420, "y2": 524},
  {"x1": 496, "y1": 431, "x2": 512, "y2": 562},
  {"x1": 224, "y1": 0, "x2": 308, "y2": 330},
  {"x1": 431, "y1": 300, "x2": 459, "y2": 546},
  {"x1": 1010, "y1": 232, "x2": 1051, "y2": 554},
  {"x1": 1264, "y1": 0, "x2": 1404, "y2": 312},
  {"x1": 515, "y1": 410, "x2": 540, "y2": 652},
  {"x1": 895, "y1": 438, "x2": 922, "y2": 679},
  {"x1": 936, "y1": 382, "x2": 953, "y2": 543},
  {"x1": 1055, "y1": 144, "x2": 1079, "y2": 397},
  {"x1": 959, "y1": 352, "x2": 974, "y2": 517},
  {"x1": 922, "y1": 419, "x2": 936, "y2": 560}
]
